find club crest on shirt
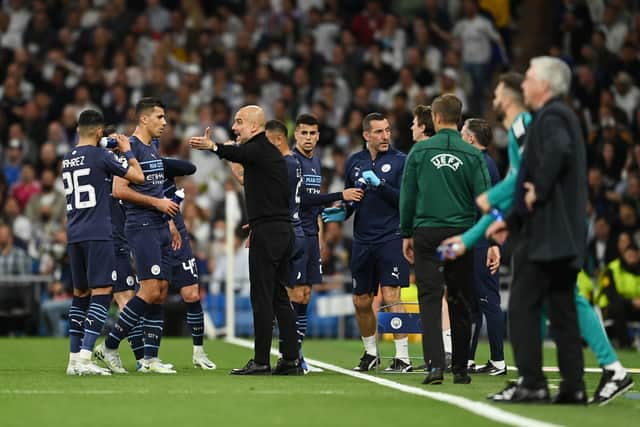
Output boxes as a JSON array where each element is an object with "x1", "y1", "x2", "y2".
[
  {"x1": 430, "y1": 154, "x2": 463, "y2": 171},
  {"x1": 381, "y1": 164, "x2": 391, "y2": 173}
]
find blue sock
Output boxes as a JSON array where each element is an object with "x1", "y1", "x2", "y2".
[
  {"x1": 186, "y1": 301, "x2": 205, "y2": 346},
  {"x1": 143, "y1": 304, "x2": 164, "y2": 359},
  {"x1": 81, "y1": 294, "x2": 111, "y2": 352},
  {"x1": 127, "y1": 320, "x2": 145, "y2": 360},
  {"x1": 68, "y1": 296, "x2": 90, "y2": 353},
  {"x1": 292, "y1": 302, "x2": 308, "y2": 357},
  {"x1": 105, "y1": 296, "x2": 148, "y2": 350}
]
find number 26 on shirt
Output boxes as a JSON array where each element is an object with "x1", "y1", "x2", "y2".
[{"x1": 63, "y1": 168, "x2": 96, "y2": 211}]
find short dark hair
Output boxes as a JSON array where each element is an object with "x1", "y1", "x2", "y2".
[
  {"x1": 431, "y1": 94, "x2": 462, "y2": 125},
  {"x1": 362, "y1": 112, "x2": 387, "y2": 132},
  {"x1": 295, "y1": 113, "x2": 319, "y2": 128},
  {"x1": 265, "y1": 119, "x2": 288, "y2": 138},
  {"x1": 464, "y1": 118, "x2": 492, "y2": 147},
  {"x1": 135, "y1": 97, "x2": 165, "y2": 118},
  {"x1": 413, "y1": 105, "x2": 435, "y2": 137},
  {"x1": 498, "y1": 72, "x2": 524, "y2": 105},
  {"x1": 77, "y1": 109, "x2": 104, "y2": 136}
]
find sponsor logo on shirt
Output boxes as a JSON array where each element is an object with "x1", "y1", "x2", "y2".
[
  {"x1": 430, "y1": 154, "x2": 463, "y2": 171},
  {"x1": 381, "y1": 164, "x2": 391, "y2": 173}
]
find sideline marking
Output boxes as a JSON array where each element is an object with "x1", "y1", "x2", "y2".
[{"x1": 226, "y1": 337, "x2": 559, "y2": 427}]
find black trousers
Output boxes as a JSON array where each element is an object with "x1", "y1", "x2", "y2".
[
  {"x1": 414, "y1": 227, "x2": 474, "y2": 372},
  {"x1": 509, "y1": 239, "x2": 584, "y2": 390},
  {"x1": 248, "y1": 221, "x2": 297, "y2": 365}
]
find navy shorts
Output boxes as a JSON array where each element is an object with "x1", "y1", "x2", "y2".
[
  {"x1": 126, "y1": 224, "x2": 172, "y2": 281},
  {"x1": 168, "y1": 235, "x2": 199, "y2": 289},
  {"x1": 291, "y1": 234, "x2": 322, "y2": 286},
  {"x1": 288, "y1": 231, "x2": 307, "y2": 288},
  {"x1": 350, "y1": 239, "x2": 409, "y2": 295},
  {"x1": 68, "y1": 240, "x2": 117, "y2": 290},
  {"x1": 112, "y1": 252, "x2": 137, "y2": 293}
]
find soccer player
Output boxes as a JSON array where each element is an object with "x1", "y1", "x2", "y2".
[
  {"x1": 443, "y1": 73, "x2": 633, "y2": 404},
  {"x1": 95, "y1": 98, "x2": 179, "y2": 374},
  {"x1": 459, "y1": 118, "x2": 503, "y2": 374},
  {"x1": 291, "y1": 114, "x2": 363, "y2": 372},
  {"x1": 64, "y1": 109, "x2": 144, "y2": 375},
  {"x1": 323, "y1": 112, "x2": 411, "y2": 372}
]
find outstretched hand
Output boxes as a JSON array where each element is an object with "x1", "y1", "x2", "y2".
[{"x1": 189, "y1": 127, "x2": 216, "y2": 151}]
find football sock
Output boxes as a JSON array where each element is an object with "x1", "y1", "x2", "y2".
[
  {"x1": 186, "y1": 301, "x2": 205, "y2": 347},
  {"x1": 105, "y1": 296, "x2": 148, "y2": 350},
  {"x1": 127, "y1": 320, "x2": 145, "y2": 360},
  {"x1": 292, "y1": 302, "x2": 308, "y2": 355},
  {"x1": 394, "y1": 337, "x2": 410, "y2": 364},
  {"x1": 362, "y1": 335, "x2": 377, "y2": 357},
  {"x1": 491, "y1": 360, "x2": 506, "y2": 369},
  {"x1": 143, "y1": 304, "x2": 164, "y2": 359},
  {"x1": 80, "y1": 294, "x2": 111, "y2": 352},
  {"x1": 443, "y1": 329, "x2": 452, "y2": 353},
  {"x1": 68, "y1": 295, "x2": 90, "y2": 353},
  {"x1": 604, "y1": 360, "x2": 627, "y2": 380}
]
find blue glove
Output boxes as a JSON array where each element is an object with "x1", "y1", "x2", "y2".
[
  {"x1": 322, "y1": 206, "x2": 347, "y2": 223},
  {"x1": 362, "y1": 170, "x2": 381, "y2": 187}
]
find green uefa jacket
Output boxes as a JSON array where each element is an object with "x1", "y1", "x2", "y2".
[{"x1": 400, "y1": 128, "x2": 491, "y2": 236}]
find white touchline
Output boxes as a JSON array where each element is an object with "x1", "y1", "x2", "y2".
[{"x1": 225, "y1": 337, "x2": 560, "y2": 427}]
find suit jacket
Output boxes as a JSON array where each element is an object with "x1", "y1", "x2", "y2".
[{"x1": 509, "y1": 98, "x2": 587, "y2": 269}]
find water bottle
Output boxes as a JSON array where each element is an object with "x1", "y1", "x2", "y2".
[
  {"x1": 163, "y1": 188, "x2": 185, "y2": 220},
  {"x1": 436, "y1": 243, "x2": 461, "y2": 261},
  {"x1": 347, "y1": 177, "x2": 368, "y2": 209},
  {"x1": 490, "y1": 208, "x2": 504, "y2": 222},
  {"x1": 100, "y1": 137, "x2": 117, "y2": 149}
]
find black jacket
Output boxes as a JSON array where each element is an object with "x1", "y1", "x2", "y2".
[
  {"x1": 215, "y1": 132, "x2": 289, "y2": 226},
  {"x1": 509, "y1": 98, "x2": 587, "y2": 269}
]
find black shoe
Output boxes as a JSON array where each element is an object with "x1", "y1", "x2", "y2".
[
  {"x1": 273, "y1": 358, "x2": 304, "y2": 376},
  {"x1": 353, "y1": 352, "x2": 380, "y2": 372},
  {"x1": 489, "y1": 381, "x2": 550, "y2": 403},
  {"x1": 552, "y1": 386, "x2": 587, "y2": 405},
  {"x1": 384, "y1": 358, "x2": 413, "y2": 373},
  {"x1": 590, "y1": 369, "x2": 634, "y2": 406},
  {"x1": 422, "y1": 368, "x2": 444, "y2": 385},
  {"x1": 475, "y1": 360, "x2": 507, "y2": 376},
  {"x1": 230, "y1": 359, "x2": 271, "y2": 375},
  {"x1": 453, "y1": 371, "x2": 472, "y2": 384},
  {"x1": 444, "y1": 352, "x2": 452, "y2": 373},
  {"x1": 468, "y1": 362, "x2": 476, "y2": 374}
]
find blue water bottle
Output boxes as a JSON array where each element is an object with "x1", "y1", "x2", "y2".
[
  {"x1": 100, "y1": 137, "x2": 117, "y2": 149},
  {"x1": 436, "y1": 243, "x2": 461, "y2": 261},
  {"x1": 163, "y1": 188, "x2": 185, "y2": 220},
  {"x1": 347, "y1": 177, "x2": 367, "y2": 209}
]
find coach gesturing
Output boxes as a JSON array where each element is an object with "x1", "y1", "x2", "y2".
[
  {"x1": 190, "y1": 105, "x2": 301, "y2": 375},
  {"x1": 400, "y1": 95, "x2": 490, "y2": 385}
]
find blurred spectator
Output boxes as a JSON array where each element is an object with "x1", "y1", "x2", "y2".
[
  {"x1": 612, "y1": 71, "x2": 640, "y2": 124},
  {"x1": 39, "y1": 280, "x2": 71, "y2": 337},
  {"x1": 3, "y1": 138, "x2": 23, "y2": 187},
  {"x1": 0, "y1": 222, "x2": 31, "y2": 275},
  {"x1": 10, "y1": 162, "x2": 40, "y2": 211},
  {"x1": 25, "y1": 168, "x2": 65, "y2": 229},
  {"x1": 598, "y1": 244, "x2": 640, "y2": 348},
  {"x1": 587, "y1": 216, "x2": 617, "y2": 273}
]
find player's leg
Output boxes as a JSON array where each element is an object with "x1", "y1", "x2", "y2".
[
  {"x1": 180, "y1": 283, "x2": 216, "y2": 369},
  {"x1": 66, "y1": 243, "x2": 92, "y2": 374},
  {"x1": 441, "y1": 293, "x2": 452, "y2": 370},
  {"x1": 473, "y1": 246, "x2": 506, "y2": 375},
  {"x1": 379, "y1": 239, "x2": 411, "y2": 372},
  {"x1": 351, "y1": 241, "x2": 379, "y2": 371},
  {"x1": 573, "y1": 290, "x2": 633, "y2": 404}
]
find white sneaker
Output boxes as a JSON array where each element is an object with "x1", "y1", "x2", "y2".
[
  {"x1": 138, "y1": 358, "x2": 176, "y2": 374},
  {"x1": 94, "y1": 343, "x2": 128, "y2": 374},
  {"x1": 193, "y1": 349, "x2": 217, "y2": 370},
  {"x1": 76, "y1": 359, "x2": 112, "y2": 376},
  {"x1": 66, "y1": 354, "x2": 80, "y2": 376}
]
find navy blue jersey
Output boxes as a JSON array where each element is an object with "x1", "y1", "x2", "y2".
[
  {"x1": 110, "y1": 195, "x2": 127, "y2": 250},
  {"x1": 293, "y1": 148, "x2": 323, "y2": 236},
  {"x1": 345, "y1": 147, "x2": 406, "y2": 244},
  {"x1": 483, "y1": 151, "x2": 501, "y2": 186},
  {"x1": 63, "y1": 145, "x2": 129, "y2": 243},
  {"x1": 284, "y1": 154, "x2": 303, "y2": 232},
  {"x1": 124, "y1": 136, "x2": 165, "y2": 229}
]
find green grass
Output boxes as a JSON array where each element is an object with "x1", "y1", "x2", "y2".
[{"x1": 0, "y1": 338, "x2": 638, "y2": 427}]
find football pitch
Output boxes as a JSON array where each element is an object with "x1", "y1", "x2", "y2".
[{"x1": 1, "y1": 338, "x2": 639, "y2": 427}]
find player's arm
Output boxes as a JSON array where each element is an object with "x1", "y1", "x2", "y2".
[
  {"x1": 107, "y1": 134, "x2": 144, "y2": 184},
  {"x1": 399, "y1": 152, "x2": 418, "y2": 238},
  {"x1": 168, "y1": 219, "x2": 182, "y2": 250},
  {"x1": 112, "y1": 176, "x2": 179, "y2": 217},
  {"x1": 162, "y1": 158, "x2": 196, "y2": 180},
  {"x1": 189, "y1": 127, "x2": 258, "y2": 165},
  {"x1": 301, "y1": 188, "x2": 363, "y2": 207}
]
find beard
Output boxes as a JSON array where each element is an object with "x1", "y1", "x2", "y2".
[{"x1": 493, "y1": 104, "x2": 505, "y2": 123}]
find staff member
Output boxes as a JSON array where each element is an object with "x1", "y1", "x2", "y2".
[
  {"x1": 488, "y1": 57, "x2": 587, "y2": 404},
  {"x1": 400, "y1": 94, "x2": 490, "y2": 385},
  {"x1": 189, "y1": 105, "x2": 301, "y2": 376}
]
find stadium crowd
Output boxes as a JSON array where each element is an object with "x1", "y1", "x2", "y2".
[{"x1": 0, "y1": 0, "x2": 639, "y2": 347}]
